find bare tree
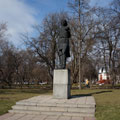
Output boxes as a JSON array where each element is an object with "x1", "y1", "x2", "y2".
[
  {"x1": 93, "y1": 1, "x2": 120, "y2": 87},
  {"x1": 23, "y1": 12, "x2": 69, "y2": 85},
  {"x1": 68, "y1": 0, "x2": 97, "y2": 89}
]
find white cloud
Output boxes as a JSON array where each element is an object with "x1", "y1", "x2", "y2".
[{"x1": 0, "y1": 0, "x2": 37, "y2": 46}]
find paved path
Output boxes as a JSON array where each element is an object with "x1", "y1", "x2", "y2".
[
  {"x1": 0, "y1": 113, "x2": 96, "y2": 120},
  {"x1": 0, "y1": 95, "x2": 96, "y2": 120}
]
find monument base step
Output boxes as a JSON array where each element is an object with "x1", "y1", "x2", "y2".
[
  {"x1": 9, "y1": 95, "x2": 96, "y2": 117},
  {"x1": 11, "y1": 105, "x2": 95, "y2": 113},
  {"x1": 9, "y1": 110, "x2": 94, "y2": 117}
]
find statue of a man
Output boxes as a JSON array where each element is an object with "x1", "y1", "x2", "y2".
[{"x1": 57, "y1": 19, "x2": 71, "y2": 69}]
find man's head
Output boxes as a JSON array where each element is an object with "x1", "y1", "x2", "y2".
[{"x1": 61, "y1": 19, "x2": 67, "y2": 26}]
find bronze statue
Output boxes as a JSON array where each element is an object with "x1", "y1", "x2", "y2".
[{"x1": 57, "y1": 19, "x2": 71, "y2": 69}]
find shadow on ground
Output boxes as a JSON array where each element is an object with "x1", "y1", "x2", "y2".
[{"x1": 71, "y1": 90, "x2": 113, "y2": 98}]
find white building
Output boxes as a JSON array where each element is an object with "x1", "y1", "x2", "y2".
[{"x1": 98, "y1": 68, "x2": 110, "y2": 84}]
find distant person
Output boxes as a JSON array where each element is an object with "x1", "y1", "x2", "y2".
[{"x1": 85, "y1": 79, "x2": 89, "y2": 88}]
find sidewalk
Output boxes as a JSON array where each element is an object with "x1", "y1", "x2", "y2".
[{"x1": 0, "y1": 113, "x2": 96, "y2": 120}]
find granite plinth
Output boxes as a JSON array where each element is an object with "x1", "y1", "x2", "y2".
[{"x1": 53, "y1": 69, "x2": 71, "y2": 99}]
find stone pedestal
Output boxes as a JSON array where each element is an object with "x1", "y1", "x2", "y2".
[{"x1": 53, "y1": 69, "x2": 71, "y2": 99}]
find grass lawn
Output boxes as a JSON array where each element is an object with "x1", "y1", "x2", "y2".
[
  {"x1": 0, "y1": 88, "x2": 52, "y2": 115},
  {"x1": 71, "y1": 89, "x2": 120, "y2": 120},
  {"x1": 0, "y1": 88, "x2": 120, "y2": 120}
]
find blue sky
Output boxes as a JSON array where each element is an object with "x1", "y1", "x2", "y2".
[
  {"x1": 0, "y1": 0, "x2": 112, "y2": 47},
  {"x1": 23, "y1": 0, "x2": 112, "y2": 22},
  {"x1": 22, "y1": 0, "x2": 69, "y2": 23}
]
